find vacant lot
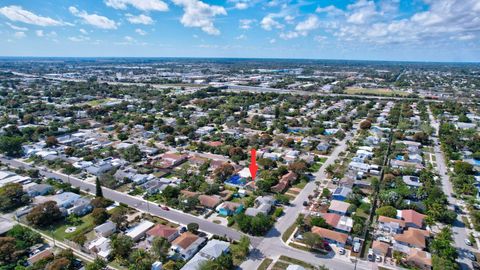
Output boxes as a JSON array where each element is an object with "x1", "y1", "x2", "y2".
[{"x1": 345, "y1": 87, "x2": 409, "y2": 97}]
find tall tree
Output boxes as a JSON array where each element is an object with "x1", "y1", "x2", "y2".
[
  {"x1": 151, "y1": 237, "x2": 171, "y2": 261},
  {"x1": 95, "y1": 177, "x2": 103, "y2": 198}
]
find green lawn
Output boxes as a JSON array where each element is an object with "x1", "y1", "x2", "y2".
[
  {"x1": 257, "y1": 258, "x2": 273, "y2": 270},
  {"x1": 37, "y1": 214, "x2": 96, "y2": 241},
  {"x1": 282, "y1": 223, "x2": 297, "y2": 242},
  {"x1": 345, "y1": 87, "x2": 410, "y2": 97},
  {"x1": 272, "y1": 261, "x2": 289, "y2": 270},
  {"x1": 278, "y1": 256, "x2": 316, "y2": 269}
]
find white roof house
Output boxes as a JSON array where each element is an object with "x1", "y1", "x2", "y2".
[
  {"x1": 181, "y1": 240, "x2": 230, "y2": 270},
  {"x1": 126, "y1": 220, "x2": 154, "y2": 242}
]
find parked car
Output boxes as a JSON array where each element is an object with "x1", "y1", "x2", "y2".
[
  {"x1": 338, "y1": 248, "x2": 346, "y2": 255},
  {"x1": 465, "y1": 238, "x2": 473, "y2": 246},
  {"x1": 367, "y1": 249, "x2": 374, "y2": 261},
  {"x1": 376, "y1": 256, "x2": 382, "y2": 262},
  {"x1": 466, "y1": 251, "x2": 476, "y2": 261}
]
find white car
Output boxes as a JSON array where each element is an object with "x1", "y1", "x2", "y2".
[
  {"x1": 338, "y1": 248, "x2": 346, "y2": 255},
  {"x1": 465, "y1": 239, "x2": 473, "y2": 246}
]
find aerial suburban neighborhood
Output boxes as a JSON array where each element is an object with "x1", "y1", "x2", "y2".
[{"x1": 0, "y1": 57, "x2": 478, "y2": 270}]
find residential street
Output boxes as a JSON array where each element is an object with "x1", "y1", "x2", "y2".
[
  {"x1": 428, "y1": 108, "x2": 474, "y2": 270},
  {"x1": 0, "y1": 157, "x2": 263, "y2": 247},
  {"x1": 240, "y1": 133, "x2": 374, "y2": 270}
]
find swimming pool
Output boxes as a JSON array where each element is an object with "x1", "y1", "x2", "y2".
[{"x1": 225, "y1": 175, "x2": 247, "y2": 187}]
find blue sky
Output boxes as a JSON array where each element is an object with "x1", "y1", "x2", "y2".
[{"x1": 0, "y1": 0, "x2": 479, "y2": 62}]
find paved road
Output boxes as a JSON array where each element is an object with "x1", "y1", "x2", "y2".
[
  {"x1": 240, "y1": 134, "x2": 373, "y2": 270},
  {"x1": 0, "y1": 157, "x2": 262, "y2": 247},
  {"x1": 428, "y1": 108, "x2": 474, "y2": 270},
  {"x1": 224, "y1": 85, "x2": 444, "y2": 102}
]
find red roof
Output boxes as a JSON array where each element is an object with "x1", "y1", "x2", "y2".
[
  {"x1": 312, "y1": 226, "x2": 348, "y2": 244},
  {"x1": 146, "y1": 224, "x2": 178, "y2": 239},
  {"x1": 322, "y1": 213, "x2": 341, "y2": 227},
  {"x1": 401, "y1": 209, "x2": 426, "y2": 228}
]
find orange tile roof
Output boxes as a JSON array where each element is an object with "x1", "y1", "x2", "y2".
[
  {"x1": 378, "y1": 216, "x2": 406, "y2": 227},
  {"x1": 198, "y1": 194, "x2": 221, "y2": 208},
  {"x1": 172, "y1": 232, "x2": 199, "y2": 249},
  {"x1": 312, "y1": 226, "x2": 348, "y2": 244},
  {"x1": 401, "y1": 210, "x2": 426, "y2": 228},
  {"x1": 406, "y1": 249, "x2": 432, "y2": 267},
  {"x1": 372, "y1": 240, "x2": 390, "y2": 255},
  {"x1": 394, "y1": 228, "x2": 429, "y2": 248},
  {"x1": 322, "y1": 213, "x2": 341, "y2": 227}
]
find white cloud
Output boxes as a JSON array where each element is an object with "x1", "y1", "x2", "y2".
[
  {"x1": 5, "y1": 22, "x2": 28, "y2": 31},
  {"x1": 261, "y1": 15, "x2": 283, "y2": 31},
  {"x1": 346, "y1": 0, "x2": 377, "y2": 24},
  {"x1": 0, "y1": 5, "x2": 64, "y2": 26},
  {"x1": 452, "y1": 34, "x2": 476, "y2": 41},
  {"x1": 284, "y1": 15, "x2": 295, "y2": 24},
  {"x1": 104, "y1": 0, "x2": 168, "y2": 11},
  {"x1": 135, "y1": 28, "x2": 147, "y2": 35},
  {"x1": 279, "y1": 31, "x2": 300, "y2": 40},
  {"x1": 316, "y1": 5, "x2": 344, "y2": 16},
  {"x1": 295, "y1": 15, "x2": 319, "y2": 32},
  {"x1": 269, "y1": 38, "x2": 276, "y2": 43},
  {"x1": 334, "y1": 0, "x2": 480, "y2": 44},
  {"x1": 235, "y1": 3, "x2": 248, "y2": 10},
  {"x1": 69, "y1": 35, "x2": 90, "y2": 42},
  {"x1": 172, "y1": 0, "x2": 227, "y2": 35},
  {"x1": 14, "y1": 31, "x2": 26, "y2": 38},
  {"x1": 239, "y1": 19, "x2": 255, "y2": 29},
  {"x1": 235, "y1": 34, "x2": 246, "y2": 40},
  {"x1": 314, "y1": 35, "x2": 326, "y2": 42},
  {"x1": 79, "y1": 28, "x2": 88, "y2": 35},
  {"x1": 126, "y1": 14, "x2": 153, "y2": 24},
  {"x1": 279, "y1": 15, "x2": 319, "y2": 40},
  {"x1": 35, "y1": 30, "x2": 44, "y2": 37},
  {"x1": 69, "y1": 6, "x2": 117, "y2": 29}
]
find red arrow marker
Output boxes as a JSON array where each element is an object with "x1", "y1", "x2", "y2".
[{"x1": 249, "y1": 149, "x2": 258, "y2": 182}]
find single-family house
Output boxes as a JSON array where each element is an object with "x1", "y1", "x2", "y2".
[
  {"x1": 332, "y1": 187, "x2": 352, "y2": 201},
  {"x1": 126, "y1": 220, "x2": 155, "y2": 242},
  {"x1": 146, "y1": 224, "x2": 180, "y2": 243},
  {"x1": 402, "y1": 176, "x2": 423, "y2": 189},
  {"x1": 171, "y1": 232, "x2": 207, "y2": 260},
  {"x1": 88, "y1": 237, "x2": 112, "y2": 260},
  {"x1": 378, "y1": 216, "x2": 405, "y2": 234},
  {"x1": 372, "y1": 240, "x2": 390, "y2": 258},
  {"x1": 393, "y1": 228, "x2": 430, "y2": 250},
  {"x1": 398, "y1": 209, "x2": 426, "y2": 229},
  {"x1": 322, "y1": 213, "x2": 353, "y2": 233},
  {"x1": 311, "y1": 226, "x2": 348, "y2": 247},
  {"x1": 405, "y1": 249, "x2": 432, "y2": 270},
  {"x1": 216, "y1": 202, "x2": 243, "y2": 216},
  {"x1": 24, "y1": 183, "x2": 53, "y2": 197},
  {"x1": 349, "y1": 162, "x2": 370, "y2": 173},
  {"x1": 27, "y1": 249, "x2": 53, "y2": 266},
  {"x1": 245, "y1": 196, "x2": 274, "y2": 216},
  {"x1": 94, "y1": 221, "x2": 116, "y2": 238},
  {"x1": 328, "y1": 200, "x2": 351, "y2": 215},
  {"x1": 199, "y1": 194, "x2": 222, "y2": 209},
  {"x1": 181, "y1": 240, "x2": 230, "y2": 270},
  {"x1": 271, "y1": 171, "x2": 297, "y2": 193}
]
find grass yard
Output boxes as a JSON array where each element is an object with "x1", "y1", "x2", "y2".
[
  {"x1": 36, "y1": 214, "x2": 96, "y2": 242},
  {"x1": 257, "y1": 258, "x2": 273, "y2": 270},
  {"x1": 345, "y1": 87, "x2": 410, "y2": 97},
  {"x1": 278, "y1": 256, "x2": 316, "y2": 269},
  {"x1": 282, "y1": 223, "x2": 297, "y2": 242},
  {"x1": 272, "y1": 261, "x2": 290, "y2": 270}
]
